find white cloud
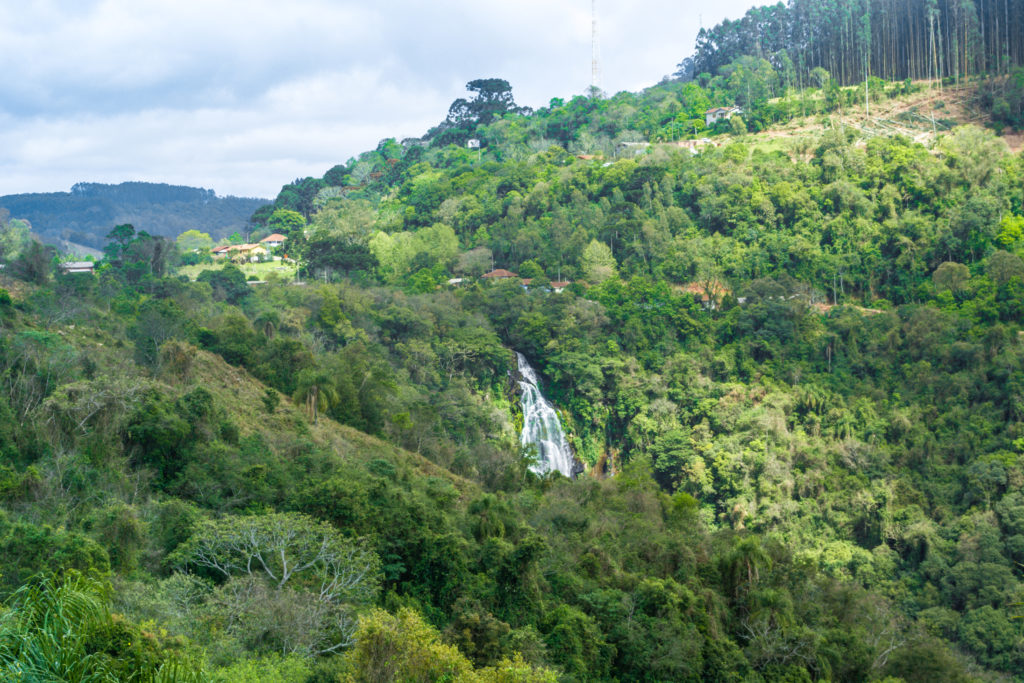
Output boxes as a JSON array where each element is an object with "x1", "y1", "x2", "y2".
[
  {"x1": 0, "y1": 0, "x2": 768, "y2": 198},
  {"x1": 0, "y1": 64, "x2": 450, "y2": 197}
]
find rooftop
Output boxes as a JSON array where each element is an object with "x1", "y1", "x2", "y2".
[{"x1": 481, "y1": 269, "x2": 518, "y2": 279}]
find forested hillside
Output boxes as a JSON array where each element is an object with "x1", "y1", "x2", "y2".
[
  {"x1": 250, "y1": 70, "x2": 1023, "y2": 679},
  {"x1": 675, "y1": 0, "x2": 1024, "y2": 131},
  {"x1": 683, "y1": 0, "x2": 1024, "y2": 86},
  {"x1": 0, "y1": 182, "x2": 269, "y2": 253},
  {"x1": 2, "y1": 4, "x2": 1024, "y2": 679}
]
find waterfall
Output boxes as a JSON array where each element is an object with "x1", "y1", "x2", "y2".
[{"x1": 516, "y1": 352, "x2": 575, "y2": 478}]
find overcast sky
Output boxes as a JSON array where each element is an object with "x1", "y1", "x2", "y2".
[{"x1": 0, "y1": 0, "x2": 765, "y2": 199}]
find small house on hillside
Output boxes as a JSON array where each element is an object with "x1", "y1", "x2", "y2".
[
  {"x1": 677, "y1": 138, "x2": 718, "y2": 154},
  {"x1": 260, "y1": 233, "x2": 287, "y2": 248},
  {"x1": 617, "y1": 141, "x2": 650, "y2": 157},
  {"x1": 59, "y1": 261, "x2": 95, "y2": 275},
  {"x1": 705, "y1": 106, "x2": 743, "y2": 127},
  {"x1": 230, "y1": 244, "x2": 268, "y2": 262},
  {"x1": 521, "y1": 279, "x2": 572, "y2": 293},
  {"x1": 211, "y1": 245, "x2": 232, "y2": 258},
  {"x1": 481, "y1": 269, "x2": 517, "y2": 280},
  {"x1": 676, "y1": 280, "x2": 731, "y2": 309},
  {"x1": 58, "y1": 262, "x2": 94, "y2": 274}
]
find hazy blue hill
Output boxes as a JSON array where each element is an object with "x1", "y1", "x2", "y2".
[{"x1": 0, "y1": 181, "x2": 270, "y2": 251}]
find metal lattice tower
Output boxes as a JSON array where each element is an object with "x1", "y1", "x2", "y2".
[{"x1": 591, "y1": 0, "x2": 601, "y2": 91}]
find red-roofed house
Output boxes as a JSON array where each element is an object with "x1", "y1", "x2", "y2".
[
  {"x1": 260, "y1": 234, "x2": 287, "y2": 248},
  {"x1": 481, "y1": 269, "x2": 517, "y2": 280},
  {"x1": 674, "y1": 280, "x2": 731, "y2": 301},
  {"x1": 520, "y1": 279, "x2": 572, "y2": 293},
  {"x1": 230, "y1": 244, "x2": 268, "y2": 261}
]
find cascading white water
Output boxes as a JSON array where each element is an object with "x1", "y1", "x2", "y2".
[{"x1": 516, "y1": 352, "x2": 575, "y2": 478}]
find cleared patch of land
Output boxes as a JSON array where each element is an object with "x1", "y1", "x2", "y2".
[
  {"x1": 811, "y1": 83, "x2": 990, "y2": 144},
  {"x1": 178, "y1": 259, "x2": 297, "y2": 281},
  {"x1": 708, "y1": 81, "x2": 1018, "y2": 153}
]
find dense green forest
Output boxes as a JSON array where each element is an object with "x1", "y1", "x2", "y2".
[
  {"x1": 0, "y1": 182, "x2": 269, "y2": 254},
  {"x1": 3, "y1": 12, "x2": 1024, "y2": 681}
]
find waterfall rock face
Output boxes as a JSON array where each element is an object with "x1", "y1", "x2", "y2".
[{"x1": 516, "y1": 352, "x2": 575, "y2": 478}]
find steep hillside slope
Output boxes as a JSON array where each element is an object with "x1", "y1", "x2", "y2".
[{"x1": 187, "y1": 346, "x2": 478, "y2": 496}]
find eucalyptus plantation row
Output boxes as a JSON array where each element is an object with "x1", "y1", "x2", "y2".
[{"x1": 686, "y1": 0, "x2": 1024, "y2": 86}]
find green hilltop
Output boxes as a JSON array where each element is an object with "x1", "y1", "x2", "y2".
[{"x1": 0, "y1": 182, "x2": 269, "y2": 255}]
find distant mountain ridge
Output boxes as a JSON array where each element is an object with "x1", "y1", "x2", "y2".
[{"x1": 0, "y1": 181, "x2": 270, "y2": 253}]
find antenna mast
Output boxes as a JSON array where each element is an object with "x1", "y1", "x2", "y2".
[{"x1": 591, "y1": 0, "x2": 601, "y2": 92}]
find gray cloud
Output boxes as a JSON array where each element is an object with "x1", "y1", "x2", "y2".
[{"x1": 0, "y1": 0, "x2": 766, "y2": 198}]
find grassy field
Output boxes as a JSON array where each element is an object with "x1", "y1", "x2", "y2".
[{"x1": 177, "y1": 259, "x2": 297, "y2": 281}]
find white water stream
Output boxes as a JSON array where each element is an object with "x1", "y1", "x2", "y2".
[{"x1": 516, "y1": 352, "x2": 575, "y2": 478}]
